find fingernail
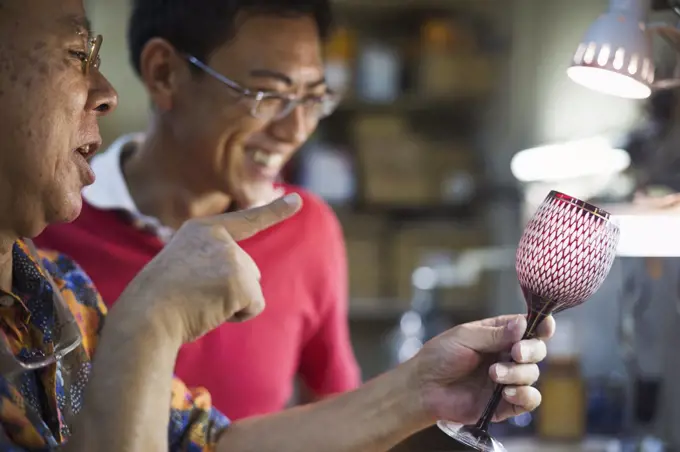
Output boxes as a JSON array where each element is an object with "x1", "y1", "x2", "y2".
[
  {"x1": 282, "y1": 194, "x2": 299, "y2": 205},
  {"x1": 508, "y1": 317, "x2": 521, "y2": 332},
  {"x1": 519, "y1": 343, "x2": 529, "y2": 361},
  {"x1": 504, "y1": 387, "x2": 517, "y2": 397},
  {"x1": 496, "y1": 365, "x2": 508, "y2": 378}
]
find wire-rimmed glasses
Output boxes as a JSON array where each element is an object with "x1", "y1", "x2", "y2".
[{"x1": 186, "y1": 55, "x2": 340, "y2": 122}]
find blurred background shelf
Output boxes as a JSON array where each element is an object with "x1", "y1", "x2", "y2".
[
  {"x1": 333, "y1": 0, "x2": 500, "y2": 14},
  {"x1": 335, "y1": 94, "x2": 489, "y2": 112},
  {"x1": 288, "y1": 0, "x2": 514, "y2": 319},
  {"x1": 349, "y1": 298, "x2": 486, "y2": 321}
]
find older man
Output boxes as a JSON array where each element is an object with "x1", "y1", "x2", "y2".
[{"x1": 0, "y1": 0, "x2": 553, "y2": 451}]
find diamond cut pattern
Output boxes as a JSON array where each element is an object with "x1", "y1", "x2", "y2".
[{"x1": 516, "y1": 194, "x2": 619, "y2": 312}]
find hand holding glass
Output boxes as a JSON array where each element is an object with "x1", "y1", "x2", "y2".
[{"x1": 438, "y1": 191, "x2": 620, "y2": 452}]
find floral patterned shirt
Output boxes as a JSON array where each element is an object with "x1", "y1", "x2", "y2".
[{"x1": 0, "y1": 240, "x2": 229, "y2": 451}]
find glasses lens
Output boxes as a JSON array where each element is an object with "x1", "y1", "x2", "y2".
[
  {"x1": 319, "y1": 94, "x2": 340, "y2": 118},
  {"x1": 255, "y1": 93, "x2": 339, "y2": 121},
  {"x1": 254, "y1": 96, "x2": 288, "y2": 120}
]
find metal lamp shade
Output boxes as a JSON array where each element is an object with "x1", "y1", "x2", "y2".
[{"x1": 568, "y1": 8, "x2": 654, "y2": 99}]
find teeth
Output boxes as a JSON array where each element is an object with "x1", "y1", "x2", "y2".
[{"x1": 251, "y1": 150, "x2": 283, "y2": 168}]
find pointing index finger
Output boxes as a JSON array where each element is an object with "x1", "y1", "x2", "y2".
[{"x1": 206, "y1": 193, "x2": 303, "y2": 241}]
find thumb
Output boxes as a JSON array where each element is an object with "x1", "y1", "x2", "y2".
[
  {"x1": 455, "y1": 315, "x2": 526, "y2": 353},
  {"x1": 207, "y1": 193, "x2": 303, "y2": 241}
]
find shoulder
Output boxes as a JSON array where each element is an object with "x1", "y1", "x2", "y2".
[
  {"x1": 276, "y1": 185, "x2": 347, "y2": 273},
  {"x1": 280, "y1": 184, "x2": 342, "y2": 233},
  {"x1": 284, "y1": 185, "x2": 333, "y2": 213}
]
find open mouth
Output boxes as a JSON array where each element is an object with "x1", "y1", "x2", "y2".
[
  {"x1": 74, "y1": 142, "x2": 101, "y2": 162},
  {"x1": 249, "y1": 149, "x2": 284, "y2": 169}
]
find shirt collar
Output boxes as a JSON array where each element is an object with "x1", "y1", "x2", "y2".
[
  {"x1": 81, "y1": 133, "x2": 145, "y2": 212},
  {"x1": 81, "y1": 133, "x2": 175, "y2": 241},
  {"x1": 0, "y1": 240, "x2": 52, "y2": 342},
  {"x1": 0, "y1": 240, "x2": 45, "y2": 313}
]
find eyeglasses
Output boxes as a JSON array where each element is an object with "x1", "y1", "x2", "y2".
[
  {"x1": 186, "y1": 55, "x2": 340, "y2": 122},
  {"x1": 83, "y1": 34, "x2": 103, "y2": 75}
]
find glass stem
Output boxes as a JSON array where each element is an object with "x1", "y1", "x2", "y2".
[{"x1": 474, "y1": 308, "x2": 551, "y2": 431}]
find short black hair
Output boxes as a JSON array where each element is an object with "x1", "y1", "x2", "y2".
[{"x1": 127, "y1": 0, "x2": 334, "y2": 76}]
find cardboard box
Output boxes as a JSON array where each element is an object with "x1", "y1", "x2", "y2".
[
  {"x1": 352, "y1": 114, "x2": 481, "y2": 206},
  {"x1": 358, "y1": 141, "x2": 480, "y2": 206},
  {"x1": 337, "y1": 211, "x2": 386, "y2": 299},
  {"x1": 360, "y1": 138, "x2": 433, "y2": 205},
  {"x1": 352, "y1": 114, "x2": 433, "y2": 206},
  {"x1": 427, "y1": 143, "x2": 480, "y2": 204},
  {"x1": 388, "y1": 220, "x2": 490, "y2": 310},
  {"x1": 419, "y1": 54, "x2": 496, "y2": 97}
]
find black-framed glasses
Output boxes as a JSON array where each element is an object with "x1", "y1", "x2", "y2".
[
  {"x1": 186, "y1": 55, "x2": 340, "y2": 122},
  {"x1": 83, "y1": 34, "x2": 103, "y2": 75}
]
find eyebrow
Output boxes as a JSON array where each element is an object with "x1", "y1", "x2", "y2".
[
  {"x1": 249, "y1": 69, "x2": 326, "y2": 89},
  {"x1": 59, "y1": 14, "x2": 93, "y2": 37}
]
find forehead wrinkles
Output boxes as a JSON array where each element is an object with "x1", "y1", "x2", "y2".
[
  {"x1": 0, "y1": 6, "x2": 50, "y2": 56},
  {"x1": 1, "y1": 0, "x2": 89, "y2": 41},
  {"x1": 0, "y1": 1, "x2": 84, "y2": 97},
  {"x1": 0, "y1": 24, "x2": 59, "y2": 91}
]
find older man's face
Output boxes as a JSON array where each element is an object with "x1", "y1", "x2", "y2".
[{"x1": 0, "y1": 0, "x2": 117, "y2": 238}]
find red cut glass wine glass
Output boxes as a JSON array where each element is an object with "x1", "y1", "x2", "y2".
[{"x1": 437, "y1": 190, "x2": 620, "y2": 452}]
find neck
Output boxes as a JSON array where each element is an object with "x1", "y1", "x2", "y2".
[
  {"x1": 123, "y1": 127, "x2": 232, "y2": 230},
  {"x1": 0, "y1": 233, "x2": 15, "y2": 293}
]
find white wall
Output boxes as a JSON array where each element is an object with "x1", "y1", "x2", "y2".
[{"x1": 87, "y1": 0, "x2": 149, "y2": 146}]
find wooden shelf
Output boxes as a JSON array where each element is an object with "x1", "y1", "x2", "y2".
[
  {"x1": 349, "y1": 299, "x2": 406, "y2": 320},
  {"x1": 336, "y1": 185, "x2": 521, "y2": 221},
  {"x1": 335, "y1": 93, "x2": 488, "y2": 113},
  {"x1": 349, "y1": 299, "x2": 486, "y2": 321},
  {"x1": 353, "y1": 203, "x2": 479, "y2": 221},
  {"x1": 333, "y1": 0, "x2": 496, "y2": 14}
]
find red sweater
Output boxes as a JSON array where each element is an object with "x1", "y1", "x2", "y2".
[{"x1": 35, "y1": 187, "x2": 361, "y2": 420}]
